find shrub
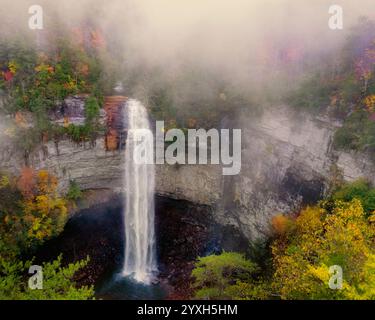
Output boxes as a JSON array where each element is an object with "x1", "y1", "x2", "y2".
[
  {"x1": 191, "y1": 252, "x2": 263, "y2": 300},
  {"x1": 66, "y1": 180, "x2": 82, "y2": 201},
  {"x1": 0, "y1": 255, "x2": 94, "y2": 300},
  {"x1": 332, "y1": 179, "x2": 375, "y2": 215},
  {"x1": 271, "y1": 214, "x2": 294, "y2": 236},
  {"x1": 84, "y1": 96, "x2": 100, "y2": 124},
  {"x1": 333, "y1": 110, "x2": 375, "y2": 155}
]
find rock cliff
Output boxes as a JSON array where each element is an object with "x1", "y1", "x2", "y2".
[{"x1": 0, "y1": 102, "x2": 374, "y2": 241}]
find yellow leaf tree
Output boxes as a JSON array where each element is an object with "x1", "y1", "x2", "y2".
[
  {"x1": 22, "y1": 170, "x2": 67, "y2": 246},
  {"x1": 271, "y1": 199, "x2": 375, "y2": 299}
]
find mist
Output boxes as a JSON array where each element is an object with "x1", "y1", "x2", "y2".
[{"x1": 2, "y1": 0, "x2": 375, "y2": 108}]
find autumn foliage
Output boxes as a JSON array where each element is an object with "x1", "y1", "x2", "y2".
[
  {"x1": 271, "y1": 214, "x2": 293, "y2": 236},
  {"x1": 0, "y1": 172, "x2": 90, "y2": 300},
  {"x1": 271, "y1": 200, "x2": 375, "y2": 299},
  {"x1": 364, "y1": 94, "x2": 375, "y2": 113},
  {"x1": 17, "y1": 167, "x2": 36, "y2": 198},
  {"x1": 1, "y1": 169, "x2": 67, "y2": 257}
]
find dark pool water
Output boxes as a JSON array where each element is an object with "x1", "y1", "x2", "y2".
[{"x1": 95, "y1": 268, "x2": 167, "y2": 300}]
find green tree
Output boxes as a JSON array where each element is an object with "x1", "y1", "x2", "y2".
[
  {"x1": 191, "y1": 252, "x2": 264, "y2": 299},
  {"x1": 332, "y1": 178, "x2": 375, "y2": 215},
  {"x1": 66, "y1": 180, "x2": 83, "y2": 201},
  {"x1": 0, "y1": 255, "x2": 94, "y2": 300},
  {"x1": 84, "y1": 96, "x2": 100, "y2": 124}
]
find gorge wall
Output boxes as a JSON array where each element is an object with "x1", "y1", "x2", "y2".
[{"x1": 0, "y1": 103, "x2": 374, "y2": 242}]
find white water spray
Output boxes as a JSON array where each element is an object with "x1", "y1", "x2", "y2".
[{"x1": 122, "y1": 99, "x2": 157, "y2": 284}]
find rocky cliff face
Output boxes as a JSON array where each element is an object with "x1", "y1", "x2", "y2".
[
  {"x1": 157, "y1": 106, "x2": 374, "y2": 241},
  {"x1": 0, "y1": 103, "x2": 374, "y2": 242},
  {"x1": 216, "y1": 108, "x2": 371, "y2": 241}
]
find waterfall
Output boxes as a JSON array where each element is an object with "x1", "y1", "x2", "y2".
[{"x1": 122, "y1": 99, "x2": 157, "y2": 284}]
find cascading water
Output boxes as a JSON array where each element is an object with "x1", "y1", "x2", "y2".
[{"x1": 122, "y1": 99, "x2": 157, "y2": 284}]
